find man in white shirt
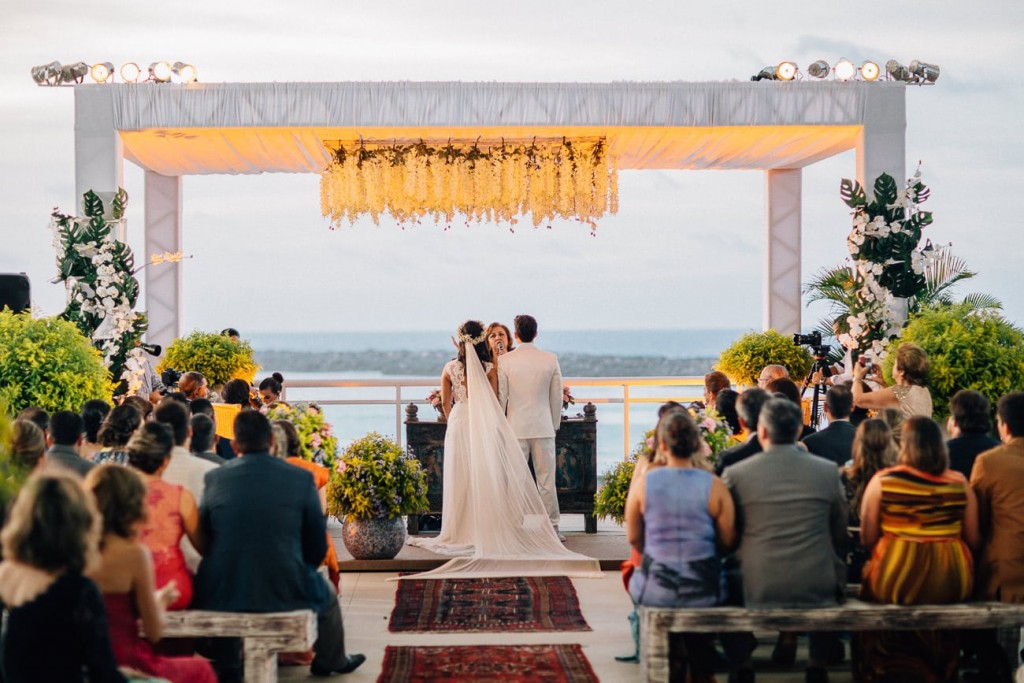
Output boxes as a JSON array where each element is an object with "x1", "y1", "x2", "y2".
[{"x1": 499, "y1": 315, "x2": 564, "y2": 538}]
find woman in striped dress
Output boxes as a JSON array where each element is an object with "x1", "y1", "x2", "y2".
[{"x1": 856, "y1": 416, "x2": 980, "y2": 682}]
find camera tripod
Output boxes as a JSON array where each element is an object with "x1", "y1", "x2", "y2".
[{"x1": 800, "y1": 355, "x2": 833, "y2": 431}]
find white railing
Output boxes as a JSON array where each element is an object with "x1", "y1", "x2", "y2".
[{"x1": 279, "y1": 376, "x2": 706, "y2": 458}]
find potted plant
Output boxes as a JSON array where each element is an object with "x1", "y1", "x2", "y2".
[
  {"x1": 0, "y1": 311, "x2": 115, "y2": 413},
  {"x1": 715, "y1": 329, "x2": 813, "y2": 387},
  {"x1": 593, "y1": 430, "x2": 652, "y2": 525},
  {"x1": 882, "y1": 305, "x2": 1024, "y2": 421},
  {"x1": 157, "y1": 330, "x2": 259, "y2": 388},
  {"x1": 326, "y1": 432, "x2": 428, "y2": 560}
]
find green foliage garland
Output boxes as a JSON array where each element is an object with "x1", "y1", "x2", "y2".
[
  {"x1": 157, "y1": 331, "x2": 259, "y2": 387},
  {"x1": 0, "y1": 311, "x2": 115, "y2": 413},
  {"x1": 326, "y1": 432, "x2": 428, "y2": 521},
  {"x1": 50, "y1": 189, "x2": 147, "y2": 394},
  {"x1": 716, "y1": 330, "x2": 813, "y2": 386},
  {"x1": 882, "y1": 305, "x2": 1024, "y2": 421}
]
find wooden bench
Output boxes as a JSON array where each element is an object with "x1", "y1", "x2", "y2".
[
  {"x1": 161, "y1": 609, "x2": 317, "y2": 683},
  {"x1": 640, "y1": 601, "x2": 1024, "y2": 683}
]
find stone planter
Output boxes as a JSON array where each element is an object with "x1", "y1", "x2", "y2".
[{"x1": 340, "y1": 517, "x2": 406, "y2": 560}]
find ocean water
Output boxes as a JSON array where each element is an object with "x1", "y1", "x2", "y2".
[
  {"x1": 248, "y1": 327, "x2": 746, "y2": 359},
  {"x1": 252, "y1": 328, "x2": 744, "y2": 480}
]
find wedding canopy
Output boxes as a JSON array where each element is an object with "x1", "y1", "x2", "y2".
[{"x1": 73, "y1": 81, "x2": 907, "y2": 347}]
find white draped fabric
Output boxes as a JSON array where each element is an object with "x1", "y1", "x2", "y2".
[
  {"x1": 404, "y1": 343, "x2": 602, "y2": 580},
  {"x1": 89, "y1": 81, "x2": 905, "y2": 174}
]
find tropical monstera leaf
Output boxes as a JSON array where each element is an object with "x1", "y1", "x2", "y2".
[
  {"x1": 840, "y1": 178, "x2": 866, "y2": 209},
  {"x1": 111, "y1": 188, "x2": 128, "y2": 220},
  {"x1": 83, "y1": 190, "x2": 104, "y2": 218},
  {"x1": 872, "y1": 173, "x2": 898, "y2": 207}
]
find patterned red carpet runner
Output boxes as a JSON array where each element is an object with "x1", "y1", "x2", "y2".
[
  {"x1": 388, "y1": 575, "x2": 591, "y2": 633},
  {"x1": 377, "y1": 643, "x2": 599, "y2": 682}
]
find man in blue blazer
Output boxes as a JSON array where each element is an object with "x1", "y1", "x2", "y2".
[
  {"x1": 802, "y1": 384, "x2": 857, "y2": 467},
  {"x1": 194, "y1": 410, "x2": 364, "y2": 679}
]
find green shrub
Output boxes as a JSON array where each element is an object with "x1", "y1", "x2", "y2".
[
  {"x1": 716, "y1": 329, "x2": 813, "y2": 386},
  {"x1": 593, "y1": 456, "x2": 636, "y2": 525},
  {"x1": 0, "y1": 311, "x2": 115, "y2": 413},
  {"x1": 157, "y1": 330, "x2": 259, "y2": 387},
  {"x1": 327, "y1": 433, "x2": 428, "y2": 521},
  {"x1": 0, "y1": 406, "x2": 28, "y2": 511},
  {"x1": 883, "y1": 305, "x2": 1024, "y2": 421}
]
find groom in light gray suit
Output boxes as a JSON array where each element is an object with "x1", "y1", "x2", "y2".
[{"x1": 499, "y1": 314, "x2": 564, "y2": 537}]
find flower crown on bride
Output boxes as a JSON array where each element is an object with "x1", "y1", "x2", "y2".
[{"x1": 457, "y1": 325, "x2": 487, "y2": 346}]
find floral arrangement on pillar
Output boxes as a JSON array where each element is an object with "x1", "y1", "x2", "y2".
[
  {"x1": 50, "y1": 189, "x2": 150, "y2": 396},
  {"x1": 836, "y1": 169, "x2": 934, "y2": 359},
  {"x1": 320, "y1": 137, "x2": 618, "y2": 229}
]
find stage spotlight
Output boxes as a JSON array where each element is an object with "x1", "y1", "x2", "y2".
[
  {"x1": 909, "y1": 60, "x2": 940, "y2": 83},
  {"x1": 775, "y1": 61, "x2": 798, "y2": 81},
  {"x1": 834, "y1": 58, "x2": 856, "y2": 81},
  {"x1": 149, "y1": 61, "x2": 172, "y2": 83},
  {"x1": 120, "y1": 62, "x2": 142, "y2": 83},
  {"x1": 172, "y1": 62, "x2": 197, "y2": 83},
  {"x1": 60, "y1": 62, "x2": 89, "y2": 84},
  {"x1": 807, "y1": 60, "x2": 830, "y2": 79},
  {"x1": 751, "y1": 66, "x2": 778, "y2": 82},
  {"x1": 860, "y1": 61, "x2": 880, "y2": 81},
  {"x1": 31, "y1": 61, "x2": 62, "y2": 85},
  {"x1": 90, "y1": 62, "x2": 114, "y2": 83},
  {"x1": 885, "y1": 60, "x2": 911, "y2": 82}
]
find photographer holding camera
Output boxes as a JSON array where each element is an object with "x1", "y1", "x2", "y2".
[{"x1": 851, "y1": 343, "x2": 933, "y2": 418}]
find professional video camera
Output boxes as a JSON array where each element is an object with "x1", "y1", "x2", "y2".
[
  {"x1": 160, "y1": 368, "x2": 182, "y2": 393},
  {"x1": 793, "y1": 330, "x2": 835, "y2": 429}
]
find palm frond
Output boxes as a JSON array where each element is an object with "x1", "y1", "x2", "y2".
[
  {"x1": 961, "y1": 292, "x2": 1003, "y2": 310},
  {"x1": 920, "y1": 247, "x2": 974, "y2": 305}
]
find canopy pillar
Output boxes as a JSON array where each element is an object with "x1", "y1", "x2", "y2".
[
  {"x1": 74, "y1": 85, "x2": 124, "y2": 216},
  {"x1": 764, "y1": 169, "x2": 802, "y2": 335},
  {"x1": 144, "y1": 172, "x2": 183, "y2": 349},
  {"x1": 857, "y1": 87, "x2": 906, "y2": 194}
]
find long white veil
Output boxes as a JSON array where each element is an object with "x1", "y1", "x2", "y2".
[{"x1": 405, "y1": 342, "x2": 602, "y2": 579}]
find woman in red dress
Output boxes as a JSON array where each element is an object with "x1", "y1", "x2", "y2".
[{"x1": 85, "y1": 450, "x2": 216, "y2": 683}]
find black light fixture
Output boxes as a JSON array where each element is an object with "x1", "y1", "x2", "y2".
[
  {"x1": 751, "y1": 66, "x2": 778, "y2": 81},
  {"x1": 807, "y1": 60, "x2": 830, "y2": 79},
  {"x1": 909, "y1": 60, "x2": 940, "y2": 83},
  {"x1": 30, "y1": 61, "x2": 62, "y2": 85}
]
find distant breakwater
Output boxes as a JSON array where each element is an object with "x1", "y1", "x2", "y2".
[{"x1": 254, "y1": 349, "x2": 718, "y2": 377}]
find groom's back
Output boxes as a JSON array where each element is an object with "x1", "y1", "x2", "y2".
[{"x1": 501, "y1": 344, "x2": 561, "y2": 439}]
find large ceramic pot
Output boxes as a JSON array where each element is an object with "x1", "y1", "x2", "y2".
[{"x1": 341, "y1": 517, "x2": 406, "y2": 560}]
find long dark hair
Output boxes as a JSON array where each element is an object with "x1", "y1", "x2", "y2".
[{"x1": 456, "y1": 320, "x2": 491, "y2": 370}]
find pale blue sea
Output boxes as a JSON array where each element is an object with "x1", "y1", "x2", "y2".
[{"x1": 248, "y1": 328, "x2": 746, "y2": 480}]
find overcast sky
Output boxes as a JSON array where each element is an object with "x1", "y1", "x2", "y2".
[{"x1": 1, "y1": 1, "x2": 1021, "y2": 340}]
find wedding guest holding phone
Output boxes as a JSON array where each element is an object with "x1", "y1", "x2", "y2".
[{"x1": 852, "y1": 343, "x2": 933, "y2": 418}]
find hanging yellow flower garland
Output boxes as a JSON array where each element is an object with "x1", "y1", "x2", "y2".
[{"x1": 320, "y1": 138, "x2": 618, "y2": 230}]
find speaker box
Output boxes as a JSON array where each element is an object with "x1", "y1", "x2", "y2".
[{"x1": 0, "y1": 273, "x2": 31, "y2": 314}]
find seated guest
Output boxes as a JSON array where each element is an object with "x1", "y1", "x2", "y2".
[
  {"x1": 878, "y1": 407, "x2": 905, "y2": 447},
  {"x1": 81, "y1": 399, "x2": 111, "y2": 463},
  {"x1": 722, "y1": 398, "x2": 848, "y2": 683},
  {"x1": 765, "y1": 377, "x2": 815, "y2": 438},
  {"x1": 715, "y1": 388, "x2": 743, "y2": 439},
  {"x1": 85, "y1": 465, "x2": 216, "y2": 682},
  {"x1": 857, "y1": 416, "x2": 978, "y2": 682},
  {"x1": 626, "y1": 410, "x2": 735, "y2": 683},
  {"x1": 122, "y1": 395, "x2": 154, "y2": 422},
  {"x1": 703, "y1": 370, "x2": 732, "y2": 408},
  {"x1": 177, "y1": 372, "x2": 209, "y2": 402},
  {"x1": 45, "y1": 410, "x2": 94, "y2": 478},
  {"x1": 259, "y1": 372, "x2": 287, "y2": 408},
  {"x1": 840, "y1": 419, "x2": 897, "y2": 583},
  {"x1": 193, "y1": 411, "x2": 364, "y2": 680},
  {"x1": 189, "y1": 414, "x2": 226, "y2": 466},
  {"x1": 153, "y1": 400, "x2": 216, "y2": 571},
  {"x1": 127, "y1": 422, "x2": 202, "y2": 610},
  {"x1": 757, "y1": 364, "x2": 789, "y2": 388},
  {"x1": 852, "y1": 343, "x2": 933, "y2": 418},
  {"x1": 714, "y1": 388, "x2": 771, "y2": 475},
  {"x1": 0, "y1": 472, "x2": 127, "y2": 683},
  {"x1": 947, "y1": 390, "x2": 999, "y2": 479},
  {"x1": 10, "y1": 420, "x2": 48, "y2": 474},
  {"x1": 802, "y1": 385, "x2": 856, "y2": 467},
  {"x1": 221, "y1": 378, "x2": 255, "y2": 411},
  {"x1": 15, "y1": 406, "x2": 48, "y2": 436},
  {"x1": 967, "y1": 391, "x2": 1024, "y2": 681},
  {"x1": 93, "y1": 404, "x2": 143, "y2": 465}
]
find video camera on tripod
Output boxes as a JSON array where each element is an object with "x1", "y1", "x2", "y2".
[{"x1": 793, "y1": 330, "x2": 834, "y2": 429}]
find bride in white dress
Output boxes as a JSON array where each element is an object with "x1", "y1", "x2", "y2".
[{"x1": 407, "y1": 320, "x2": 601, "y2": 579}]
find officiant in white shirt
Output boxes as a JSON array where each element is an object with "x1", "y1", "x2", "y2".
[{"x1": 498, "y1": 314, "x2": 565, "y2": 539}]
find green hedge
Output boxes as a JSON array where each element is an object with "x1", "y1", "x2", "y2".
[
  {"x1": 716, "y1": 329, "x2": 813, "y2": 386},
  {"x1": 157, "y1": 330, "x2": 259, "y2": 387}
]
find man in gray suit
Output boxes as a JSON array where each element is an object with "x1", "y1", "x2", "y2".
[
  {"x1": 722, "y1": 398, "x2": 847, "y2": 683},
  {"x1": 45, "y1": 411, "x2": 94, "y2": 478}
]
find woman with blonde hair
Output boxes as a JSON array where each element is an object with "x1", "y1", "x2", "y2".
[
  {"x1": 0, "y1": 472, "x2": 127, "y2": 682},
  {"x1": 852, "y1": 343, "x2": 933, "y2": 418},
  {"x1": 85, "y1": 464, "x2": 216, "y2": 682},
  {"x1": 9, "y1": 419, "x2": 47, "y2": 473}
]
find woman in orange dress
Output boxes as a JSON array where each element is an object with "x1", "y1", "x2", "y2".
[
  {"x1": 125, "y1": 422, "x2": 201, "y2": 610},
  {"x1": 856, "y1": 416, "x2": 979, "y2": 682}
]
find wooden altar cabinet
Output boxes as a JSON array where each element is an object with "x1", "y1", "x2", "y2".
[{"x1": 404, "y1": 402, "x2": 598, "y2": 534}]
